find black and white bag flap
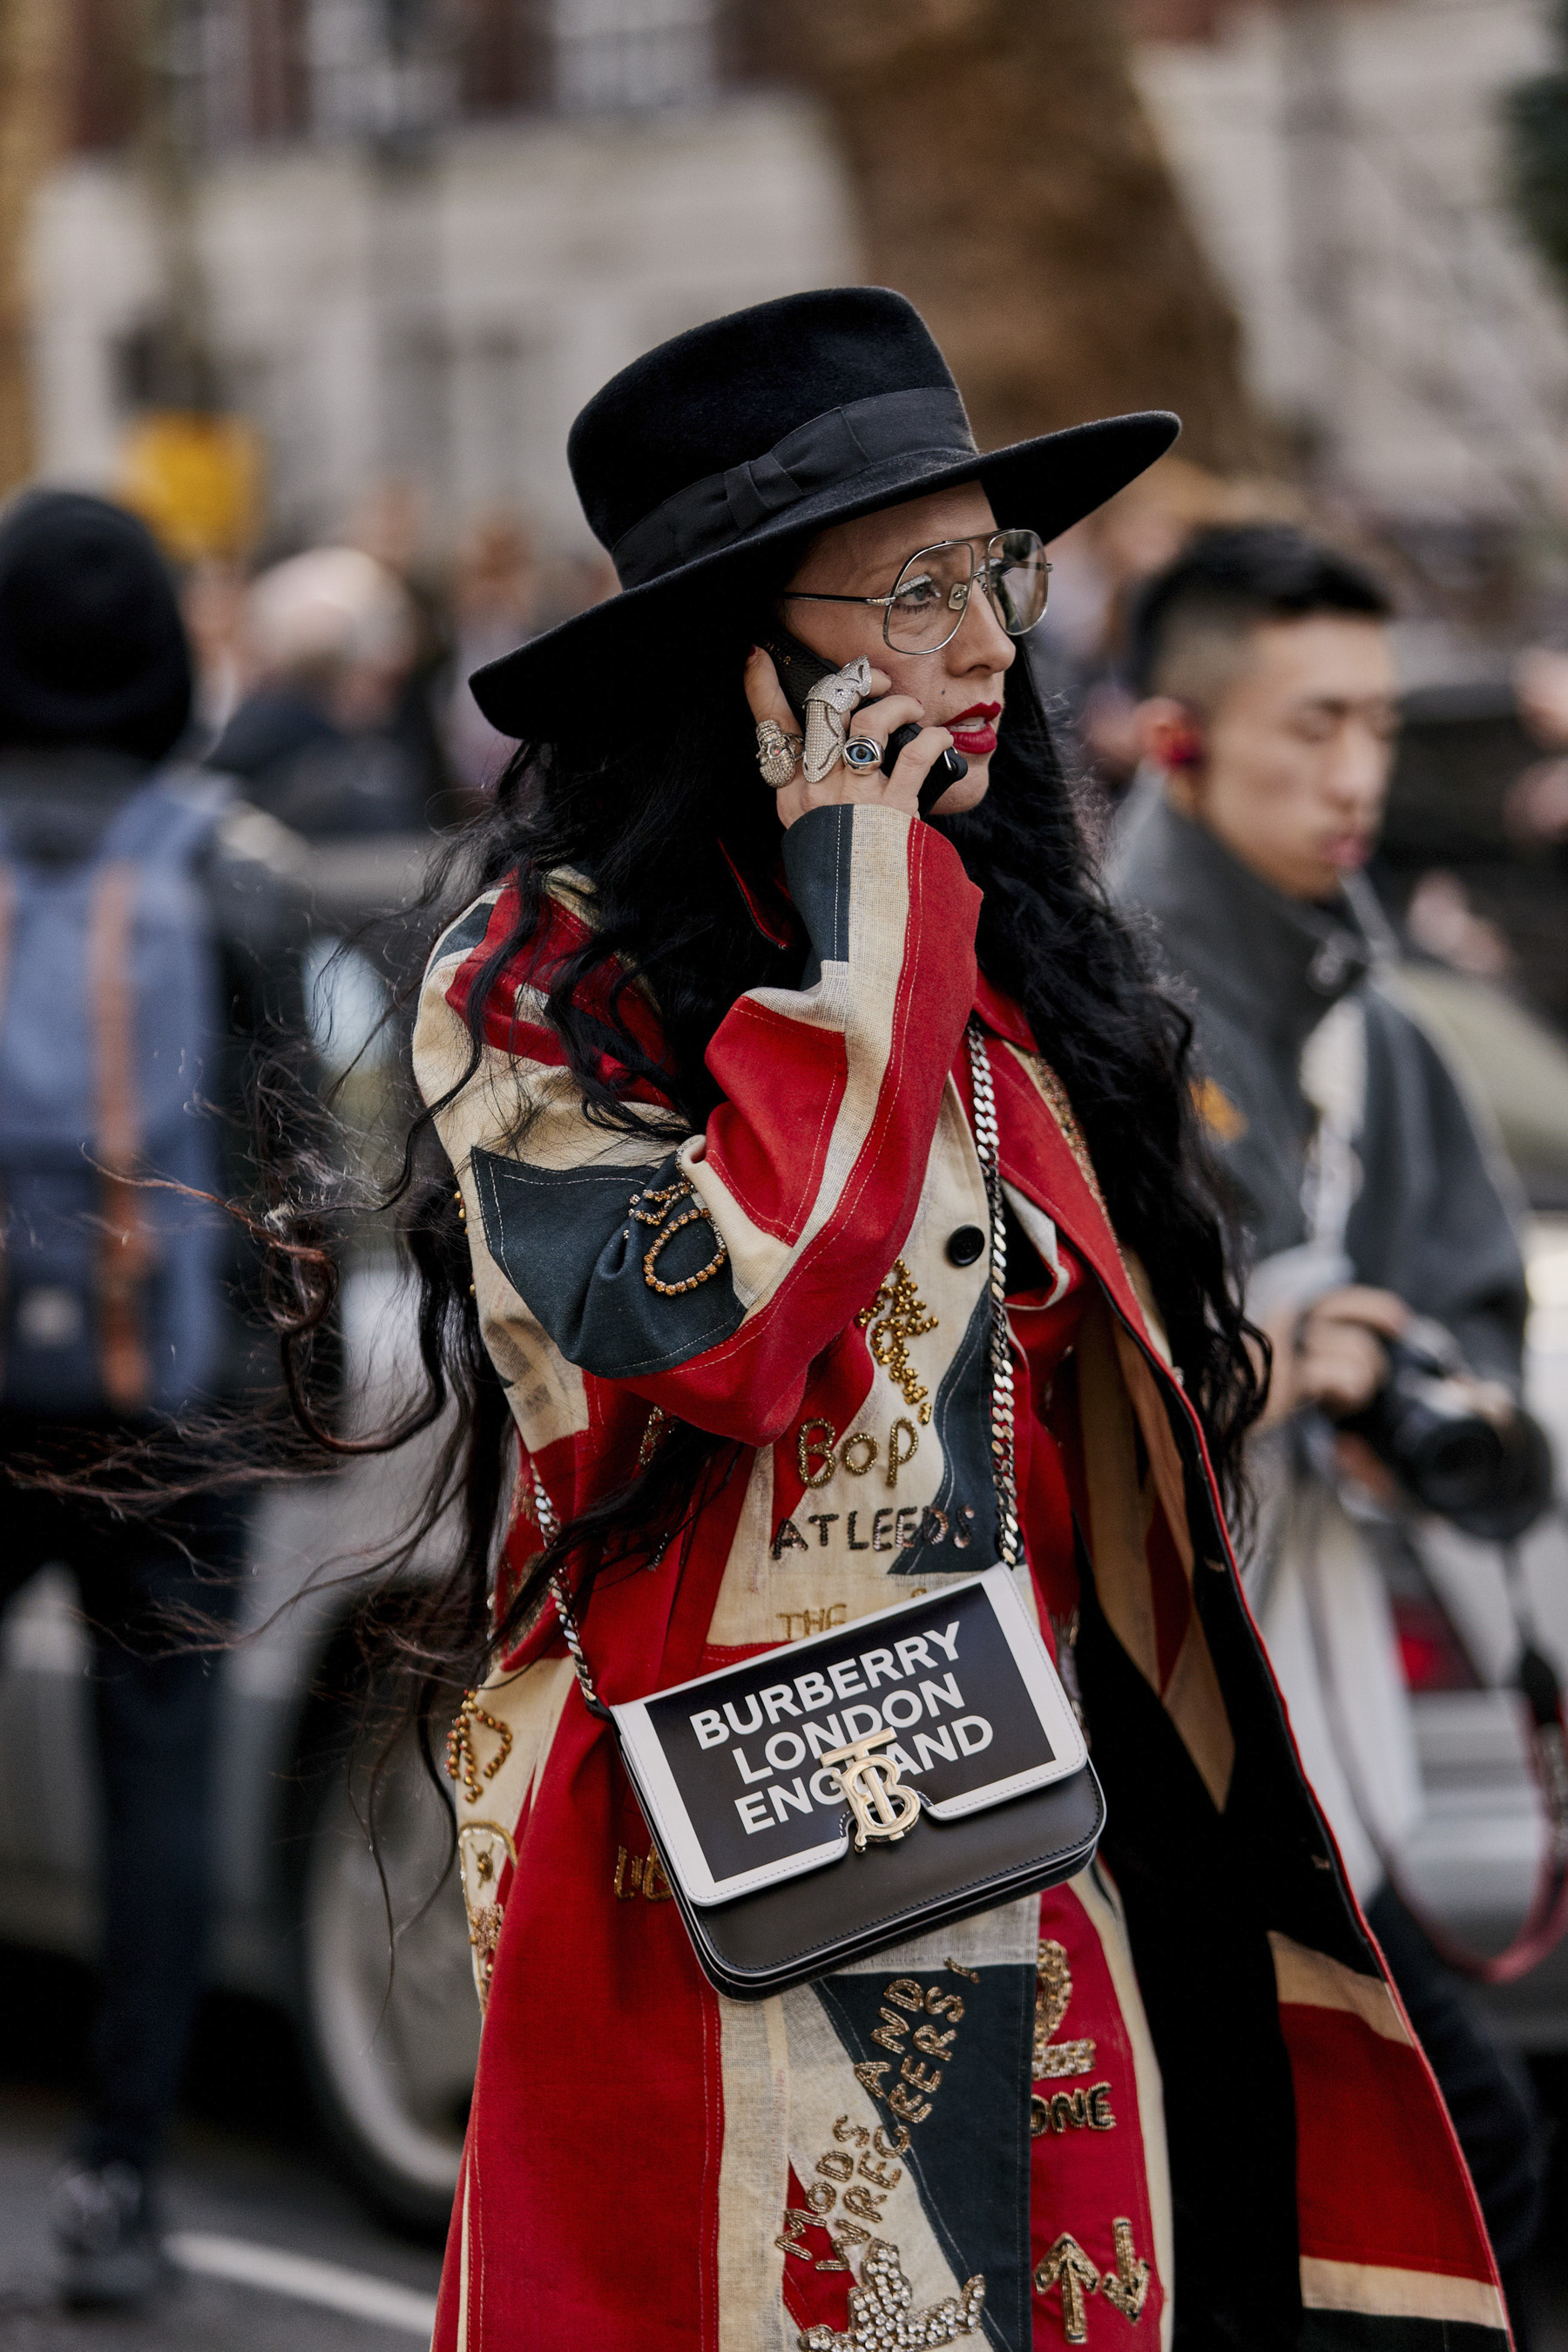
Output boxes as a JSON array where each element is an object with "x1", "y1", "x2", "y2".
[{"x1": 612, "y1": 1567, "x2": 1087, "y2": 1909}]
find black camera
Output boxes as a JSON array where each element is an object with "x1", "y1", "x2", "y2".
[{"x1": 1343, "y1": 1322, "x2": 1554, "y2": 1542}]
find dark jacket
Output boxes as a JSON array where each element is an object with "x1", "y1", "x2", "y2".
[
  {"x1": 1110, "y1": 792, "x2": 1527, "y2": 1384},
  {"x1": 211, "y1": 683, "x2": 436, "y2": 840},
  {"x1": 0, "y1": 745, "x2": 312, "y2": 1402}
]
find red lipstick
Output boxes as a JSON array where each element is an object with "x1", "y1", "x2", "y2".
[{"x1": 949, "y1": 701, "x2": 1001, "y2": 756}]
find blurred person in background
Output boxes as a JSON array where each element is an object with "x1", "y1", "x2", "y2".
[
  {"x1": 439, "y1": 515, "x2": 542, "y2": 802},
  {"x1": 179, "y1": 557, "x2": 253, "y2": 748},
  {"x1": 211, "y1": 544, "x2": 437, "y2": 836},
  {"x1": 344, "y1": 478, "x2": 460, "y2": 824},
  {"x1": 1110, "y1": 524, "x2": 1549, "y2": 2337},
  {"x1": 0, "y1": 491, "x2": 309, "y2": 2308}
]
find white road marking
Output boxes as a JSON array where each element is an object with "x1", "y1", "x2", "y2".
[{"x1": 166, "y1": 2232, "x2": 438, "y2": 2336}]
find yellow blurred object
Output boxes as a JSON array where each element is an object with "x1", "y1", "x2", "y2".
[
  {"x1": 1191, "y1": 1073, "x2": 1248, "y2": 1143},
  {"x1": 116, "y1": 411, "x2": 265, "y2": 562}
]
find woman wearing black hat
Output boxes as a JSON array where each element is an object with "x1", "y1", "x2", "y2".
[{"x1": 382, "y1": 293, "x2": 1505, "y2": 2349}]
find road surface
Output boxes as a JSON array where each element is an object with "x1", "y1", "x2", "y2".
[{"x1": 0, "y1": 1945, "x2": 441, "y2": 2350}]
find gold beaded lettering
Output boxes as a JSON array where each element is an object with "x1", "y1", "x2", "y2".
[
  {"x1": 884, "y1": 1416, "x2": 919, "y2": 1488},
  {"x1": 798, "y1": 1417, "x2": 838, "y2": 1489},
  {"x1": 785, "y1": 2123, "x2": 905, "y2": 2290},
  {"x1": 629, "y1": 1176, "x2": 728, "y2": 1295},
  {"x1": 856, "y1": 1260, "x2": 938, "y2": 1423},
  {"x1": 774, "y1": 2208, "x2": 817, "y2": 2264},
  {"x1": 855, "y1": 1977, "x2": 967, "y2": 2132},
  {"x1": 775, "y1": 1605, "x2": 848, "y2": 1639},
  {"x1": 1034, "y1": 1938, "x2": 1098, "y2": 2080},
  {"x1": 612, "y1": 1847, "x2": 672, "y2": 1904},
  {"x1": 1030, "y1": 2080, "x2": 1116, "y2": 2137},
  {"x1": 445, "y1": 1694, "x2": 513, "y2": 1805}
]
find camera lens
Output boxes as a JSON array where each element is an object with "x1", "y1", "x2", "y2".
[
  {"x1": 1346, "y1": 1335, "x2": 1555, "y2": 1540},
  {"x1": 1408, "y1": 1419, "x2": 1505, "y2": 1517}
]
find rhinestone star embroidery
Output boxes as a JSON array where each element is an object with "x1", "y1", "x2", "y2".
[{"x1": 798, "y1": 2237, "x2": 985, "y2": 2350}]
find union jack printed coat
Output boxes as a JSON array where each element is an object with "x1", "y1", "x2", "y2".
[{"x1": 414, "y1": 801, "x2": 1508, "y2": 2351}]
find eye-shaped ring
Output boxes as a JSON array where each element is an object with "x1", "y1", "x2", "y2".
[{"x1": 842, "y1": 736, "x2": 882, "y2": 772}]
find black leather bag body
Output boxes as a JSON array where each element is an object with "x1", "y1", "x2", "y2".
[
  {"x1": 612, "y1": 1567, "x2": 1103, "y2": 1998},
  {"x1": 542, "y1": 1021, "x2": 1105, "y2": 1999}
]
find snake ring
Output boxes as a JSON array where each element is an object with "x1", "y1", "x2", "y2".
[
  {"x1": 803, "y1": 656, "x2": 873, "y2": 785},
  {"x1": 755, "y1": 718, "x2": 802, "y2": 789},
  {"x1": 842, "y1": 736, "x2": 882, "y2": 773}
]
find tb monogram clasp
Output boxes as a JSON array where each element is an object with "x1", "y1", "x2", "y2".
[{"x1": 821, "y1": 1728, "x2": 922, "y2": 1851}]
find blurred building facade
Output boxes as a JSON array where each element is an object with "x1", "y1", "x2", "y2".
[
  {"x1": 24, "y1": 0, "x2": 1568, "y2": 575},
  {"x1": 32, "y1": 2, "x2": 854, "y2": 549},
  {"x1": 1138, "y1": 1, "x2": 1568, "y2": 532}
]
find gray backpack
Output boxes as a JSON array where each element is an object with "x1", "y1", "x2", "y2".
[{"x1": 0, "y1": 771, "x2": 230, "y2": 1417}]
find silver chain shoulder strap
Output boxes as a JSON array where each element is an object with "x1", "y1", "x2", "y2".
[
  {"x1": 966, "y1": 1016, "x2": 1022, "y2": 1570},
  {"x1": 539, "y1": 1014, "x2": 1022, "y2": 1713},
  {"x1": 531, "y1": 1474, "x2": 610, "y2": 1720}
]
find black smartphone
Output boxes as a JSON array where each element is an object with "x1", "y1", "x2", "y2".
[{"x1": 754, "y1": 626, "x2": 967, "y2": 817}]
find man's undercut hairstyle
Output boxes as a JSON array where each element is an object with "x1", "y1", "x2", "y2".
[{"x1": 1128, "y1": 524, "x2": 1393, "y2": 711}]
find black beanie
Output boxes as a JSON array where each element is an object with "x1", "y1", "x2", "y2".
[{"x1": 0, "y1": 490, "x2": 193, "y2": 761}]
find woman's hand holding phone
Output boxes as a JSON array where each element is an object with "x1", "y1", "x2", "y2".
[{"x1": 743, "y1": 648, "x2": 956, "y2": 829}]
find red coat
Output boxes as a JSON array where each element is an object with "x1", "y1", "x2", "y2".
[{"x1": 416, "y1": 803, "x2": 1506, "y2": 2350}]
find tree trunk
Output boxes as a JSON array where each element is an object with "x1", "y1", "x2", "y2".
[
  {"x1": 784, "y1": 0, "x2": 1270, "y2": 471},
  {"x1": 0, "y1": 0, "x2": 65, "y2": 493}
]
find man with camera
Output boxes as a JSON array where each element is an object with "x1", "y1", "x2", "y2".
[{"x1": 1110, "y1": 524, "x2": 1549, "y2": 2335}]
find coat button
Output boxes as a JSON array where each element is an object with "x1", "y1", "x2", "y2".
[{"x1": 946, "y1": 1225, "x2": 985, "y2": 1267}]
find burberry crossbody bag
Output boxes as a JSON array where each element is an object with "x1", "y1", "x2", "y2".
[{"x1": 540, "y1": 1018, "x2": 1105, "y2": 1998}]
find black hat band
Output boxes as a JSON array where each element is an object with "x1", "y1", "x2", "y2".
[{"x1": 611, "y1": 384, "x2": 977, "y2": 590}]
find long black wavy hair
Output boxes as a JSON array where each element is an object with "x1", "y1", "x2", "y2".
[{"x1": 268, "y1": 573, "x2": 1264, "y2": 1718}]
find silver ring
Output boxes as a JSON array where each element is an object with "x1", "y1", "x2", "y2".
[
  {"x1": 803, "y1": 656, "x2": 873, "y2": 785},
  {"x1": 842, "y1": 736, "x2": 882, "y2": 773},
  {"x1": 755, "y1": 718, "x2": 802, "y2": 790}
]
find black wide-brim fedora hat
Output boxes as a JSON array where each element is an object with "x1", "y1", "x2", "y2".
[{"x1": 472, "y1": 286, "x2": 1179, "y2": 737}]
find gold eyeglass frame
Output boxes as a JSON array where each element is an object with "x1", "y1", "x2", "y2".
[{"x1": 781, "y1": 528, "x2": 1051, "y2": 654}]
